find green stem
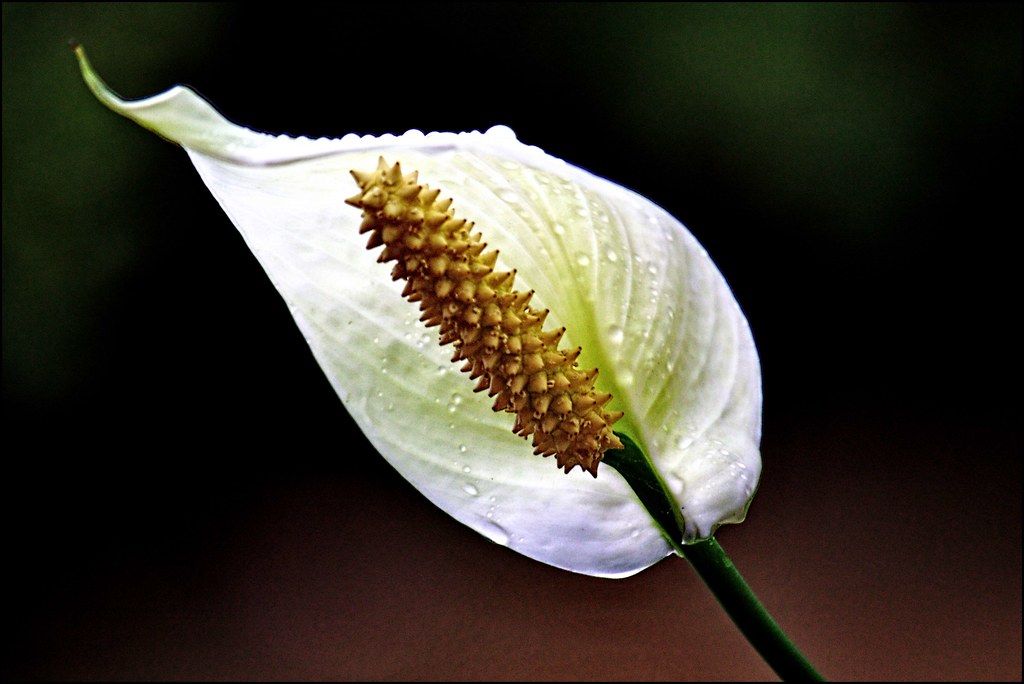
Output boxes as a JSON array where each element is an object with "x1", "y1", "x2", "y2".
[
  {"x1": 680, "y1": 538, "x2": 824, "y2": 681},
  {"x1": 604, "y1": 433, "x2": 824, "y2": 681}
]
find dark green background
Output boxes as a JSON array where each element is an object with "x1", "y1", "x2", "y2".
[{"x1": 3, "y1": 3, "x2": 1020, "y2": 680}]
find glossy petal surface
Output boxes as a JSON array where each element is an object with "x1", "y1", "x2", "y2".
[{"x1": 78, "y1": 49, "x2": 761, "y2": 577}]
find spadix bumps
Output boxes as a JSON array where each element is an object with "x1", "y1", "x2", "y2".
[{"x1": 347, "y1": 158, "x2": 624, "y2": 476}]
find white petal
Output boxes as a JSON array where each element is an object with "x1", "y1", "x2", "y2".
[{"x1": 79, "y1": 50, "x2": 761, "y2": 575}]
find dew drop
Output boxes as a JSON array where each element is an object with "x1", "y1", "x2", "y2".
[
  {"x1": 481, "y1": 521, "x2": 510, "y2": 546},
  {"x1": 462, "y1": 483, "x2": 479, "y2": 496},
  {"x1": 678, "y1": 436, "x2": 695, "y2": 450},
  {"x1": 608, "y1": 326, "x2": 625, "y2": 346},
  {"x1": 447, "y1": 393, "x2": 463, "y2": 412},
  {"x1": 459, "y1": 445, "x2": 468, "y2": 454},
  {"x1": 606, "y1": 249, "x2": 618, "y2": 263},
  {"x1": 553, "y1": 223, "x2": 566, "y2": 235},
  {"x1": 576, "y1": 253, "x2": 591, "y2": 267},
  {"x1": 462, "y1": 465, "x2": 471, "y2": 473}
]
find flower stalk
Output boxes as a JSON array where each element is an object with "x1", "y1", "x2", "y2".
[
  {"x1": 680, "y1": 538, "x2": 824, "y2": 681},
  {"x1": 604, "y1": 433, "x2": 824, "y2": 681}
]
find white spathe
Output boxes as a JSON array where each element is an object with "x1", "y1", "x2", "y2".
[{"x1": 77, "y1": 48, "x2": 762, "y2": 578}]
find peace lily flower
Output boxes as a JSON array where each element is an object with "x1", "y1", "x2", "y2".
[{"x1": 75, "y1": 47, "x2": 762, "y2": 580}]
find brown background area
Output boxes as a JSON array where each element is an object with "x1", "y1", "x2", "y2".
[
  {"x1": 3, "y1": 3, "x2": 1020, "y2": 680},
  {"x1": 5, "y1": 414, "x2": 1018, "y2": 680}
]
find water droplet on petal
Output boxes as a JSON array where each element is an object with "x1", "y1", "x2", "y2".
[
  {"x1": 608, "y1": 326, "x2": 625, "y2": 346},
  {"x1": 459, "y1": 445, "x2": 468, "y2": 454},
  {"x1": 462, "y1": 483, "x2": 479, "y2": 496},
  {"x1": 480, "y1": 521, "x2": 510, "y2": 546},
  {"x1": 576, "y1": 253, "x2": 591, "y2": 267},
  {"x1": 486, "y1": 125, "x2": 518, "y2": 141}
]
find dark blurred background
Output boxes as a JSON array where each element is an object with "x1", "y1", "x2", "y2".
[{"x1": 3, "y1": 3, "x2": 1020, "y2": 680}]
